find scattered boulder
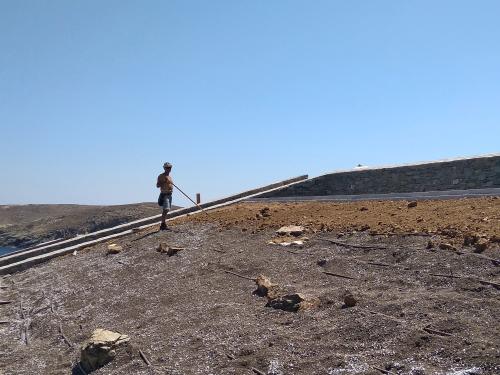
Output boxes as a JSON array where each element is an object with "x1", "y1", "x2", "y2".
[
  {"x1": 342, "y1": 290, "x2": 357, "y2": 308},
  {"x1": 80, "y1": 329, "x2": 130, "y2": 372},
  {"x1": 156, "y1": 242, "x2": 184, "y2": 256},
  {"x1": 254, "y1": 275, "x2": 281, "y2": 299},
  {"x1": 266, "y1": 293, "x2": 320, "y2": 312},
  {"x1": 276, "y1": 225, "x2": 304, "y2": 237},
  {"x1": 474, "y1": 238, "x2": 489, "y2": 253},
  {"x1": 407, "y1": 201, "x2": 418, "y2": 208},
  {"x1": 107, "y1": 244, "x2": 123, "y2": 255}
]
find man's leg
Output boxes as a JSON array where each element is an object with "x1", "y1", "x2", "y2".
[
  {"x1": 160, "y1": 195, "x2": 172, "y2": 230},
  {"x1": 160, "y1": 209, "x2": 168, "y2": 230}
]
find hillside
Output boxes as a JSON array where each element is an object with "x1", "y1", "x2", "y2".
[{"x1": 0, "y1": 203, "x2": 180, "y2": 248}]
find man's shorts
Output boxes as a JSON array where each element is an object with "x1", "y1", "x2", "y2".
[{"x1": 161, "y1": 193, "x2": 172, "y2": 211}]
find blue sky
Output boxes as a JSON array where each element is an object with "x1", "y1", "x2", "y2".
[{"x1": 1, "y1": 1, "x2": 499, "y2": 206}]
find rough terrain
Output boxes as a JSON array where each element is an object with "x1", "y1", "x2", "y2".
[
  {"x1": 0, "y1": 203, "x2": 179, "y2": 249},
  {"x1": 0, "y1": 197, "x2": 498, "y2": 375}
]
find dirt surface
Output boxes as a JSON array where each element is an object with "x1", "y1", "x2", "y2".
[
  {"x1": 0, "y1": 203, "x2": 179, "y2": 248},
  {"x1": 178, "y1": 197, "x2": 500, "y2": 252},
  {"x1": 0, "y1": 198, "x2": 499, "y2": 375}
]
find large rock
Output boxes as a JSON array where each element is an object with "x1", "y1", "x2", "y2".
[
  {"x1": 107, "y1": 244, "x2": 123, "y2": 254},
  {"x1": 80, "y1": 329, "x2": 130, "y2": 372},
  {"x1": 156, "y1": 242, "x2": 184, "y2": 256},
  {"x1": 276, "y1": 225, "x2": 304, "y2": 237},
  {"x1": 253, "y1": 275, "x2": 281, "y2": 300}
]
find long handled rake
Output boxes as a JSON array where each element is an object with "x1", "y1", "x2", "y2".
[{"x1": 172, "y1": 182, "x2": 210, "y2": 217}]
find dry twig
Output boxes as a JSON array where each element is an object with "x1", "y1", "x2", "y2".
[
  {"x1": 139, "y1": 349, "x2": 152, "y2": 367},
  {"x1": 223, "y1": 270, "x2": 255, "y2": 281},
  {"x1": 251, "y1": 367, "x2": 266, "y2": 375},
  {"x1": 319, "y1": 238, "x2": 388, "y2": 250},
  {"x1": 423, "y1": 326, "x2": 453, "y2": 337},
  {"x1": 372, "y1": 366, "x2": 396, "y2": 374},
  {"x1": 59, "y1": 323, "x2": 73, "y2": 347},
  {"x1": 322, "y1": 271, "x2": 356, "y2": 280}
]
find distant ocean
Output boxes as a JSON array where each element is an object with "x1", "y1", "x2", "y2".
[{"x1": 0, "y1": 246, "x2": 17, "y2": 256}]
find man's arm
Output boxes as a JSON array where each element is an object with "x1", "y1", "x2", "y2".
[{"x1": 156, "y1": 175, "x2": 161, "y2": 188}]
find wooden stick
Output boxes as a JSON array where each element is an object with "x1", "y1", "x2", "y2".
[
  {"x1": 59, "y1": 323, "x2": 73, "y2": 347},
  {"x1": 372, "y1": 366, "x2": 396, "y2": 374},
  {"x1": 251, "y1": 368, "x2": 266, "y2": 375},
  {"x1": 365, "y1": 261, "x2": 392, "y2": 267},
  {"x1": 24, "y1": 324, "x2": 30, "y2": 345},
  {"x1": 423, "y1": 326, "x2": 452, "y2": 337},
  {"x1": 322, "y1": 271, "x2": 356, "y2": 280},
  {"x1": 211, "y1": 248, "x2": 226, "y2": 254},
  {"x1": 0, "y1": 300, "x2": 12, "y2": 305},
  {"x1": 429, "y1": 273, "x2": 463, "y2": 279},
  {"x1": 0, "y1": 320, "x2": 9, "y2": 324},
  {"x1": 476, "y1": 278, "x2": 500, "y2": 289},
  {"x1": 20, "y1": 301, "x2": 26, "y2": 320},
  {"x1": 319, "y1": 238, "x2": 387, "y2": 250},
  {"x1": 32, "y1": 305, "x2": 51, "y2": 316},
  {"x1": 139, "y1": 349, "x2": 152, "y2": 366},
  {"x1": 223, "y1": 270, "x2": 255, "y2": 281}
]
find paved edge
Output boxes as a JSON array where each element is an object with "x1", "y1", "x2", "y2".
[{"x1": 245, "y1": 187, "x2": 500, "y2": 203}]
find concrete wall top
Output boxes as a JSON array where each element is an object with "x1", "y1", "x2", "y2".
[{"x1": 315, "y1": 152, "x2": 500, "y2": 179}]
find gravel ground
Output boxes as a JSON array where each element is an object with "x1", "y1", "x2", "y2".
[{"x1": 0, "y1": 198, "x2": 498, "y2": 375}]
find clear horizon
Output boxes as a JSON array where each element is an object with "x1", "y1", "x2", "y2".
[{"x1": 1, "y1": 1, "x2": 499, "y2": 206}]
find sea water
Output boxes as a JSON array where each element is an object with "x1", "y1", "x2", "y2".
[{"x1": 0, "y1": 246, "x2": 17, "y2": 256}]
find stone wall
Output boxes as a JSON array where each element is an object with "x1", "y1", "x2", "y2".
[{"x1": 260, "y1": 154, "x2": 500, "y2": 198}]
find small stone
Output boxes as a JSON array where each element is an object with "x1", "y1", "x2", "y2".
[
  {"x1": 342, "y1": 290, "x2": 357, "y2": 308},
  {"x1": 259, "y1": 207, "x2": 271, "y2": 217},
  {"x1": 463, "y1": 233, "x2": 479, "y2": 246},
  {"x1": 474, "y1": 238, "x2": 489, "y2": 253},
  {"x1": 359, "y1": 207, "x2": 368, "y2": 211},
  {"x1": 407, "y1": 201, "x2": 418, "y2": 208},
  {"x1": 156, "y1": 242, "x2": 169, "y2": 253},
  {"x1": 317, "y1": 259, "x2": 327, "y2": 267},
  {"x1": 426, "y1": 240, "x2": 435, "y2": 249},
  {"x1": 276, "y1": 225, "x2": 304, "y2": 237},
  {"x1": 107, "y1": 244, "x2": 123, "y2": 254}
]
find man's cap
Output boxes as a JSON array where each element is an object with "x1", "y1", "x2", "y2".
[{"x1": 163, "y1": 162, "x2": 172, "y2": 168}]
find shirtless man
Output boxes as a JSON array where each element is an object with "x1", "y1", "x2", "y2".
[{"x1": 156, "y1": 162, "x2": 173, "y2": 230}]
